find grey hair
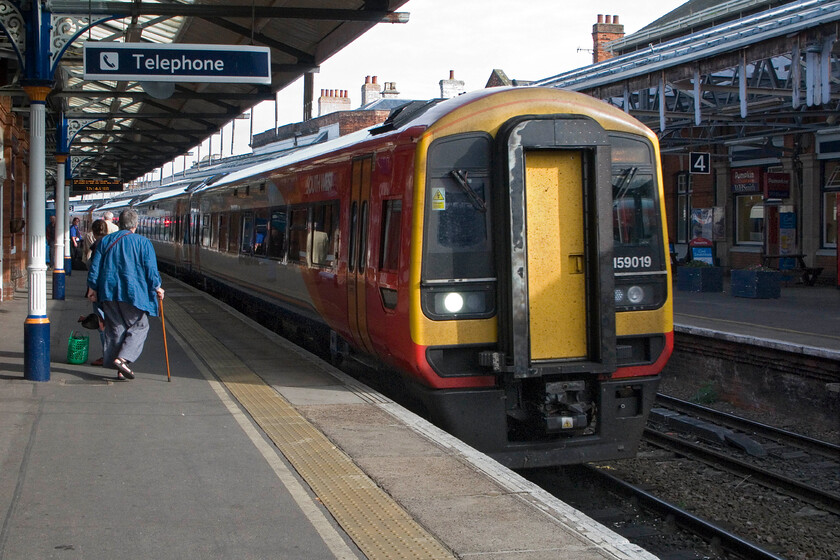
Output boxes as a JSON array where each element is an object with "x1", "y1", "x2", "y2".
[
  {"x1": 119, "y1": 209, "x2": 139, "y2": 230},
  {"x1": 103, "y1": 211, "x2": 114, "y2": 220}
]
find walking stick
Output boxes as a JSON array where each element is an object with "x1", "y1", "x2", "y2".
[{"x1": 159, "y1": 295, "x2": 171, "y2": 382}]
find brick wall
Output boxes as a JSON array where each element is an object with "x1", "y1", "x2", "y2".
[{"x1": 1, "y1": 96, "x2": 28, "y2": 302}]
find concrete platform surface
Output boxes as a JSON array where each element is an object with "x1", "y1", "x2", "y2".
[{"x1": 0, "y1": 272, "x2": 654, "y2": 560}]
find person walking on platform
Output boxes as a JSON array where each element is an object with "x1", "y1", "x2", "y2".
[
  {"x1": 82, "y1": 219, "x2": 110, "y2": 366},
  {"x1": 102, "y1": 210, "x2": 119, "y2": 234},
  {"x1": 86, "y1": 209, "x2": 165, "y2": 381}
]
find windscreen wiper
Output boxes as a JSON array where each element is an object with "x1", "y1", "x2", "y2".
[{"x1": 450, "y1": 169, "x2": 486, "y2": 213}]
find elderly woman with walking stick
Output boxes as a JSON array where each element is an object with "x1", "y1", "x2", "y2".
[{"x1": 86, "y1": 209, "x2": 165, "y2": 381}]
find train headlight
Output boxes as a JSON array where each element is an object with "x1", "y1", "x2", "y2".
[
  {"x1": 443, "y1": 292, "x2": 464, "y2": 313},
  {"x1": 627, "y1": 285, "x2": 645, "y2": 304},
  {"x1": 422, "y1": 283, "x2": 496, "y2": 320}
]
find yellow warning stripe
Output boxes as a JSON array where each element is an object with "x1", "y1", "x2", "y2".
[{"x1": 164, "y1": 299, "x2": 453, "y2": 560}]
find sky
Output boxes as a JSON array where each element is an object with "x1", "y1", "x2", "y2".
[{"x1": 158, "y1": 0, "x2": 687, "y2": 180}]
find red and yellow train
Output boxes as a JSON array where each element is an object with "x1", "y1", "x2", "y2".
[{"x1": 116, "y1": 87, "x2": 672, "y2": 468}]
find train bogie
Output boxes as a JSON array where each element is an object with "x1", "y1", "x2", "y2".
[{"x1": 128, "y1": 87, "x2": 672, "y2": 468}]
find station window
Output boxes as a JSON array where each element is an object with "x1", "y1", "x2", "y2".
[
  {"x1": 823, "y1": 161, "x2": 839, "y2": 248},
  {"x1": 675, "y1": 172, "x2": 692, "y2": 244},
  {"x1": 735, "y1": 194, "x2": 764, "y2": 245}
]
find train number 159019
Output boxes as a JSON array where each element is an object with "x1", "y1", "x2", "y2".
[{"x1": 614, "y1": 256, "x2": 652, "y2": 269}]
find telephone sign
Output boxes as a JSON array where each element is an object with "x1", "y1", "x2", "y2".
[{"x1": 689, "y1": 152, "x2": 711, "y2": 174}]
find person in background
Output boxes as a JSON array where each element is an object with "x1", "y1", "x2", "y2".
[
  {"x1": 46, "y1": 214, "x2": 56, "y2": 267},
  {"x1": 102, "y1": 210, "x2": 119, "y2": 234},
  {"x1": 69, "y1": 217, "x2": 82, "y2": 267},
  {"x1": 82, "y1": 219, "x2": 110, "y2": 366},
  {"x1": 86, "y1": 209, "x2": 165, "y2": 381}
]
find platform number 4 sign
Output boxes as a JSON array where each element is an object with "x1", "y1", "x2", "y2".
[{"x1": 690, "y1": 152, "x2": 711, "y2": 174}]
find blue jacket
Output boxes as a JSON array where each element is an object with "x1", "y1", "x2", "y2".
[{"x1": 87, "y1": 230, "x2": 162, "y2": 316}]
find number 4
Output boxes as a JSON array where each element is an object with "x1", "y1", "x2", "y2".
[{"x1": 690, "y1": 152, "x2": 710, "y2": 174}]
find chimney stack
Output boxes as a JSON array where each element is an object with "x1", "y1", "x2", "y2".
[
  {"x1": 318, "y1": 88, "x2": 352, "y2": 116},
  {"x1": 592, "y1": 14, "x2": 625, "y2": 64},
  {"x1": 361, "y1": 74, "x2": 381, "y2": 107},
  {"x1": 381, "y1": 81, "x2": 400, "y2": 99},
  {"x1": 439, "y1": 69, "x2": 465, "y2": 99}
]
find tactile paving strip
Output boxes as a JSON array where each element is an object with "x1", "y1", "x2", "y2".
[{"x1": 164, "y1": 298, "x2": 454, "y2": 560}]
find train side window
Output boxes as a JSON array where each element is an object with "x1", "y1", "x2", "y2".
[
  {"x1": 310, "y1": 202, "x2": 338, "y2": 267},
  {"x1": 228, "y1": 212, "x2": 241, "y2": 253},
  {"x1": 201, "y1": 214, "x2": 211, "y2": 247},
  {"x1": 240, "y1": 213, "x2": 254, "y2": 254},
  {"x1": 349, "y1": 201, "x2": 358, "y2": 273},
  {"x1": 266, "y1": 208, "x2": 287, "y2": 260},
  {"x1": 288, "y1": 207, "x2": 308, "y2": 264},
  {"x1": 380, "y1": 199, "x2": 402, "y2": 271},
  {"x1": 218, "y1": 213, "x2": 229, "y2": 252},
  {"x1": 254, "y1": 209, "x2": 268, "y2": 257},
  {"x1": 164, "y1": 214, "x2": 172, "y2": 242},
  {"x1": 358, "y1": 201, "x2": 369, "y2": 272},
  {"x1": 211, "y1": 214, "x2": 219, "y2": 249}
]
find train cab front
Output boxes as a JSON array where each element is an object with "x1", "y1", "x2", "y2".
[{"x1": 413, "y1": 107, "x2": 672, "y2": 469}]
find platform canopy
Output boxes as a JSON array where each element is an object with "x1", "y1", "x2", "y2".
[{"x1": 0, "y1": 0, "x2": 409, "y2": 183}]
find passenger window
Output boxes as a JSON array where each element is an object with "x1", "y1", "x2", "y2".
[
  {"x1": 310, "y1": 202, "x2": 338, "y2": 268},
  {"x1": 380, "y1": 199, "x2": 401, "y2": 271},
  {"x1": 288, "y1": 208, "x2": 308, "y2": 264},
  {"x1": 228, "y1": 212, "x2": 241, "y2": 254},
  {"x1": 218, "y1": 213, "x2": 229, "y2": 252},
  {"x1": 253, "y1": 209, "x2": 268, "y2": 257},
  {"x1": 240, "y1": 214, "x2": 254, "y2": 254},
  {"x1": 201, "y1": 214, "x2": 211, "y2": 247},
  {"x1": 266, "y1": 208, "x2": 287, "y2": 260}
]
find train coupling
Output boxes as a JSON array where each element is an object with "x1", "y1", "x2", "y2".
[{"x1": 543, "y1": 380, "x2": 592, "y2": 433}]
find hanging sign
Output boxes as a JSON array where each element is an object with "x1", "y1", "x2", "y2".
[
  {"x1": 764, "y1": 172, "x2": 791, "y2": 199},
  {"x1": 84, "y1": 42, "x2": 271, "y2": 84},
  {"x1": 731, "y1": 167, "x2": 762, "y2": 194},
  {"x1": 70, "y1": 178, "x2": 124, "y2": 194}
]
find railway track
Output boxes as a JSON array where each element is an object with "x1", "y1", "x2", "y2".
[
  {"x1": 654, "y1": 393, "x2": 840, "y2": 459},
  {"x1": 583, "y1": 465, "x2": 787, "y2": 560}
]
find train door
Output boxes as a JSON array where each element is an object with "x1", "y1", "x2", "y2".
[
  {"x1": 347, "y1": 156, "x2": 376, "y2": 353},
  {"x1": 497, "y1": 116, "x2": 615, "y2": 378},
  {"x1": 525, "y1": 151, "x2": 587, "y2": 361}
]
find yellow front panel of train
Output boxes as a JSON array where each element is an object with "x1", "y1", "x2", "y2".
[{"x1": 525, "y1": 150, "x2": 587, "y2": 360}]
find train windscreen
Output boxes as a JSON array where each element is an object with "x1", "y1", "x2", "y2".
[{"x1": 610, "y1": 136, "x2": 664, "y2": 274}]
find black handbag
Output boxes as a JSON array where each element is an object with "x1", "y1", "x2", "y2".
[{"x1": 78, "y1": 313, "x2": 100, "y2": 330}]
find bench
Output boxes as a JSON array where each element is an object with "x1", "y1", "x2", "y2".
[{"x1": 761, "y1": 253, "x2": 823, "y2": 286}]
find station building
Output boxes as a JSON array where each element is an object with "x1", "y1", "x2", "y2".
[{"x1": 533, "y1": 0, "x2": 839, "y2": 284}]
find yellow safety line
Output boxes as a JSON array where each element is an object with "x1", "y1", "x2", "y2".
[{"x1": 164, "y1": 298, "x2": 454, "y2": 560}]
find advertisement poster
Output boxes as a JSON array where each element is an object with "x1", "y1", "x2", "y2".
[
  {"x1": 779, "y1": 212, "x2": 797, "y2": 270},
  {"x1": 691, "y1": 208, "x2": 714, "y2": 241}
]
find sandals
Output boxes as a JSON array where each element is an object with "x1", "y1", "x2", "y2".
[{"x1": 113, "y1": 358, "x2": 134, "y2": 380}]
